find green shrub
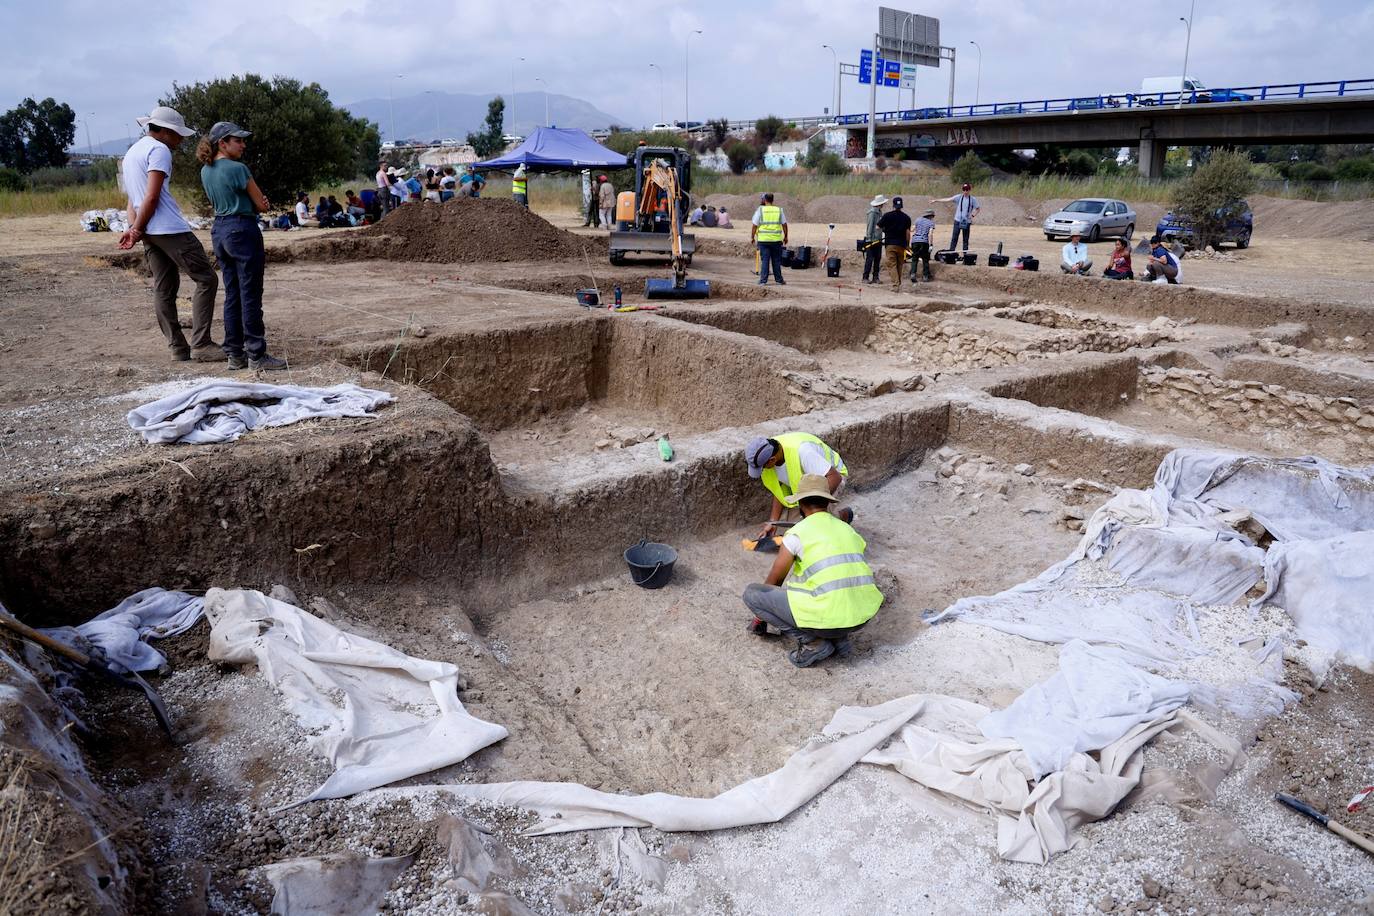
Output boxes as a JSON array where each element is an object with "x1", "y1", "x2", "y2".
[
  {"x1": 1284, "y1": 161, "x2": 1335, "y2": 182},
  {"x1": 1334, "y1": 157, "x2": 1374, "y2": 182},
  {"x1": 813, "y1": 152, "x2": 849, "y2": 176},
  {"x1": 1168, "y1": 150, "x2": 1257, "y2": 248},
  {"x1": 949, "y1": 151, "x2": 991, "y2": 186},
  {"x1": 723, "y1": 139, "x2": 757, "y2": 175},
  {"x1": 0, "y1": 166, "x2": 24, "y2": 191}
]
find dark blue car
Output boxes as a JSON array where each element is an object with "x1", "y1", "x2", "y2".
[
  {"x1": 1156, "y1": 199, "x2": 1254, "y2": 248},
  {"x1": 1199, "y1": 88, "x2": 1256, "y2": 103}
]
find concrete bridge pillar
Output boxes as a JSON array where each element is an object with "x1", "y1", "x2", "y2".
[{"x1": 1138, "y1": 135, "x2": 1165, "y2": 179}]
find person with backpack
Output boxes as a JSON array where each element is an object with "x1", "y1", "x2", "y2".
[{"x1": 197, "y1": 121, "x2": 287, "y2": 371}]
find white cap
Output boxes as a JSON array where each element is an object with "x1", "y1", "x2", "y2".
[{"x1": 136, "y1": 106, "x2": 196, "y2": 137}]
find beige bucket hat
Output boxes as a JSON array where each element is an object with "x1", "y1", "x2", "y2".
[{"x1": 793, "y1": 474, "x2": 837, "y2": 503}]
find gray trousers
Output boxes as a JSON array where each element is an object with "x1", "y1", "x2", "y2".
[
  {"x1": 743, "y1": 583, "x2": 866, "y2": 641},
  {"x1": 143, "y1": 231, "x2": 217, "y2": 355}
]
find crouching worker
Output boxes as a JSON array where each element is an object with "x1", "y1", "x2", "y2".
[
  {"x1": 746, "y1": 433, "x2": 852, "y2": 541},
  {"x1": 743, "y1": 475, "x2": 883, "y2": 668}
]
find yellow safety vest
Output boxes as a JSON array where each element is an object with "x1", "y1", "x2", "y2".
[
  {"x1": 512, "y1": 176, "x2": 527, "y2": 195},
  {"x1": 756, "y1": 205, "x2": 784, "y2": 242},
  {"x1": 785, "y1": 512, "x2": 882, "y2": 629},
  {"x1": 761, "y1": 432, "x2": 847, "y2": 508}
]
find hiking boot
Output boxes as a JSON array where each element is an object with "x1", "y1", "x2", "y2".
[
  {"x1": 226, "y1": 355, "x2": 248, "y2": 370},
  {"x1": 249, "y1": 354, "x2": 288, "y2": 371},
  {"x1": 787, "y1": 638, "x2": 835, "y2": 668},
  {"x1": 172, "y1": 349, "x2": 191, "y2": 362},
  {"x1": 837, "y1": 507, "x2": 855, "y2": 525},
  {"x1": 746, "y1": 617, "x2": 769, "y2": 637},
  {"x1": 775, "y1": 279, "x2": 786, "y2": 285},
  {"x1": 192, "y1": 345, "x2": 223, "y2": 362},
  {"x1": 833, "y1": 636, "x2": 854, "y2": 659}
]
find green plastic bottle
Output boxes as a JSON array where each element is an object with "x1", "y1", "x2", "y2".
[{"x1": 657, "y1": 435, "x2": 674, "y2": 462}]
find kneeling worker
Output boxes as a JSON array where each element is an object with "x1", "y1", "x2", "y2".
[
  {"x1": 746, "y1": 433, "x2": 852, "y2": 540},
  {"x1": 743, "y1": 475, "x2": 883, "y2": 667}
]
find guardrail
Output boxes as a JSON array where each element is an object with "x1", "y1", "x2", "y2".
[{"x1": 831, "y1": 77, "x2": 1374, "y2": 126}]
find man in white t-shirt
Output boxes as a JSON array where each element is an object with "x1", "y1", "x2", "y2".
[
  {"x1": 118, "y1": 106, "x2": 220, "y2": 362},
  {"x1": 932, "y1": 183, "x2": 981, "y2": 252},
  {"x1": 745, "y1": 433, "x2": 853, "y2": 541}
]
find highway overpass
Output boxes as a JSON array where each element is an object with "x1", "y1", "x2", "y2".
[{"x1": 842, "y1": 90, "x2": 1374, "y2": 177}]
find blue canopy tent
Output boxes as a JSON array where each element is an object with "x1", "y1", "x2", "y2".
[{"x1": 475, "y1": 126, "x2": 628, "y2": 172}]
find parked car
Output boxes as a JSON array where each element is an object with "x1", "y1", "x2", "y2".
[
  {"x1": 650, "y1": 123, "x2": 674, "y2": 131},
  {"x1": 1042, "y1": 198, "x2": 1137, "y2": 242},
  {"x1": 1156, "y1": 200, "x2": 1253, "y2": 248}
]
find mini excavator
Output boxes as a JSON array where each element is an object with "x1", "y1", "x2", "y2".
[{"x1": 609, "y1": 145, "x2": 709, "y2": 299}]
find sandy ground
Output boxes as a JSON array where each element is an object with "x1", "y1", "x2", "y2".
[{"x1": 4, "y1": 201, "x2": 1374, "y2": 914}]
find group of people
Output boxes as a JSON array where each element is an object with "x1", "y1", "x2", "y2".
[
  {"x1": 373, "y1": 161, "x2": 487, "y2": 214},
  {"x1": 686, "y1": 204, "x2": 734, "y2": 229},
  {"x1": 1060, "y1": 233, "x2": 1181, "y2": 283},
  {"x1": 740, "y1": 432, "x2": 881, "y2": 668},
  {"x1": 119, "y1": 106, "x2": 287, "y2": 370},
  {"x1": 858, "y1": 184, "x2": 980, "y2": 290},
  {"x1": 580, "y1": 173, "x2": 618, "y2": 229}
]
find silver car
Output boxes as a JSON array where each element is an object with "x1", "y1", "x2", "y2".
[{"x1": 1042, "y1": 198, "x2": 1137, "y2": 242}]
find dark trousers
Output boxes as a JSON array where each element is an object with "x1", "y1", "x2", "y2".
[
  {"x1": 757, "y1": 241, "x2": 784, "y2": 283},
  {"x1": 908, "y1": 241, "x2": 932, "y2": 279},
  {"x1": 949, "y1": 220, "x2": 971, "y2": 251},
  {"x1": 142, "y1": 232, "x2": 217, "y2": 355},
  {"x1": 379, "y1": 186, "x2": 396, "y2": 213},
  {"x1": 211, "y1": 215, "x2": 267, "y2": 360},
  {"x1": 742, "y1": 583, "x2": 866, "y2": 642},
  {"x1": 585, "y1": 196, "x2": 600, "y2": 227},
  {"x1": 1104, "y1": 269, "x2": 1134, "y2": 280},
  {"x1": 862, "y1": 243, "x2": 882, "y2": 281}
]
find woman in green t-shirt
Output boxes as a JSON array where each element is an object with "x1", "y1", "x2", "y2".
[{"x1": 197, "y1": 122, "x2": 286, "y2": 370}]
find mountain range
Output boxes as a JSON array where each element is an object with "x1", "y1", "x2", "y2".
[{"x1": 343, "y1": 90, "x2": 628, "y2": 142}]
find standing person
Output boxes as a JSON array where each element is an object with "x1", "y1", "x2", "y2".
[
  {"x1": 404, "y1": 170, "x2": 423, "y2": 203},
  {"x1": 742, "y1": 474, "x2": 883, "y2": 668},
  {"x1": 1103, "y1": 238, "x2": 1134, "y2": 279},
  {"x1": 512, "y1": 164, "x2": 528, "y2": 207},
  {"x1": 439, "y1": 167, "x2": 457, "y2": 201},
  {"x1": 933, "y1": 182, "x2": 980, "y2": 252},
  {"x1": 598, "y1": 175, "x2": 616, "y2": 230},
  {"x1": 909, "y1": 208, "x2": 936, "y2": 283},
  {"x1": 876, "y1": 195, "x2": 912, "y2": 291},
  {"x1": 580, "y1": 169, "x2": 598, "y2": 227},
  {"x1": 861, "y1": 195, "x2": 886, "y2": 284},
  {"x1": 750, "y1": 192, "x2": 788, "y2": 286},
  {"x1": 117, "y1": 106, "x2": 219, "y2": 362},
  {"x1": 375, "y1": 158, "x2": 394, "y2": 214},
  {"x1": 460, "y1": 164, "x2": 485, "y2": 198},
  {"x1": 387, "y1": 168, "x2": 407, "y2": 207},
  {"x1": 1141, "y1": 235, "x2": 1181, "y2": 283},
  {"x1": 197, "y1": 121, "x2": 287, "y2": 371},
  {"x1": 1060, "y1": 232, "x2": 1093, "y2": 275}
]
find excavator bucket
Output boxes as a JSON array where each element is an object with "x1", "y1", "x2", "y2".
[{"x1": 645, "y1": 278, "x2": 710, "y2": 299}]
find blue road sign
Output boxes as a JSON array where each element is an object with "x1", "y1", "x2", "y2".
[
  {"x1": 859, "y1": 49, "x2": 873, "y2": 85},
  {"x1": 860, "y1": 49, "x2": 902, "y2": 87}
]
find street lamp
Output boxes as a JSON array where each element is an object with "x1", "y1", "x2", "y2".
[
  {"x1": 82, "y1": 113, "x2": 94, "y2": 155},
  {"x1": 648, "y1": 63, "x2": 664, "y2": 124},
  {"x1": 685, "y1": 29, "x2": 703, "y2": 134},
  {"x1": 388, "y1": 74, "x2": 403, "y2": 142},
  {"x1": 425, "y1": 90, "x2": 440, "y2": 141},
  {"x1": 510, "y1": 57, "x2": 525, "y2": 136},
  {"x1": 535, "y1": 77, "x2": 549, "y2": 127},
  {"x1": 968, "y1": 41, "x2": 983, "y2": 108},
  {"x1": 821, "y1": 44, "x2": 838, "y2": 118},
  {"x1": 1178, "y1": 0, "x2": 1196, "y2": 108}
]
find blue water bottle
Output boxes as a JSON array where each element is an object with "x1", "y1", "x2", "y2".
[{"x1": 614, "y1": 285, "x2": 622, "y2": 308}]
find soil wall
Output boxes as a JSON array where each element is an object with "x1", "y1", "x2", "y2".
[
  {"x1": 665, "y1": 303, "x2": 876, "y2": 353},
  {"x1": 1224, "y1": 354, "x2": 1374, "y2": 403}
]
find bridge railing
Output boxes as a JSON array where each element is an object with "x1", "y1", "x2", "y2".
[{"x1": 832, "y1": 78, "x2": 1374, "y2": 126}]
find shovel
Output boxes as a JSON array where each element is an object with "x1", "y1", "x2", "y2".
[{"x1": 0, "y1": 604, "x2": 174, "y2": 737}]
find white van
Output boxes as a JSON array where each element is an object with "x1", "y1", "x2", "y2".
[{"x1": 1139, "y1": 76, "x2": 1205, "y2": 100}]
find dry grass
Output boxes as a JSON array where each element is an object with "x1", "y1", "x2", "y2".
[
  {"x1": 0, "y1": 182, "x2": 199, "y2": 220},
  {"x1": 0, "y1": 749, "x2": 53, "y2": 916}
]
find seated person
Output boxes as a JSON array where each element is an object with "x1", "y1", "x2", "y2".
[
  {"x1": 314, "y1": 196, "x2": 330, "y2": 226},
  {"x1": 344, "y1": 190, "x2": 366, "y2": 218},
  {"x1": 1060, "y1": 232, "x2": 1092, "y2": 275},
  {"x1": 701, "y1": 205, "x2": 718, "y2": 228},
  {"x1": 687, "y1": 205, "x2": 705, "y2": 226},
  {"x1": 1141, "y1": 235, "x2": 1181, "y2": 283},
  {"x1": 1103, "y1": 238, "x2": 1133, "y2": 279},
  {"x1": 716, "y1": 207, "x2": 733, "y2": 229},
  {"x1": 293, "y1": 191, "x2": 310, "y2": 227}
]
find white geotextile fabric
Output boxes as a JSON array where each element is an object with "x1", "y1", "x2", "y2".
[
  {"x1": 204, "y1": 588, "x2": 507, "y2": 804},
  {"x1": 931, "y1": 449, "x2": 1374, "y2": 693},
  {"x1": 39, "y1": 587, "x2": 204, "y2": 674},
  {"x1": 385, "y1": 675, "x2": 1232, "y2": 865},
  {"x1": 127, "y1": 380, "x2": 394, "y2": 445}
]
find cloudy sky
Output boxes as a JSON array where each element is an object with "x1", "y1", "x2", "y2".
[{"x1": 6, "y1": 0, "x2": 1372, "y2": 145}]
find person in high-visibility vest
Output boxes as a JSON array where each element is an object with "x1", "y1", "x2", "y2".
[
  {"x1": 745, "y1": 433, "x2": 853, "y2": 540},
  {"x1": 742, "y1": 474, "x2": 883, "y2": 667},
  {"x1": 512, "y1": 164, "x2": 528, "y2": 208},
  {"x1": 750, "y1": 192, "x2": 788, "y2": 285}
]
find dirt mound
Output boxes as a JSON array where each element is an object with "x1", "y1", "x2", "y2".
[
  {"x1": 703, "y1": 192, "x2": 808, "y2": 223},
  {"x1": 291, "y1": 198, "x2": 605, "y2": 263},
  {"x1": 805, "y1": 195, "x2": 872, "y2": 225},
  {"x1": 1252, "y1": 195, "x2": 1374, "y2": 240}
]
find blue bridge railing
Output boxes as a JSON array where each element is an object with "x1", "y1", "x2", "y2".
[{"x1": 834, "y1": 78, "x2": 1374, "y2": 126}]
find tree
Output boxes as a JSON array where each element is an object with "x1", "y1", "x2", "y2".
[
  {"x1": 1169, "y1": 150, "x2": 1257, "y2": 248},
  {"x1": 467, "y1": 97, "x2": 506, "y2": 159},
  {"x1": 949, "y1": 151, "x2": 991, "y2": 186},
  {"x1": 800, "y1": 134, "x2": 825, "y2": 168},
  {"x1": 160, "y1": 75, "x2": 377, "y2": 205},
  {"x1": 0, "y1": 97, "x2": 76, "y2": 173},
  {"x1": 706, "y1": 118, "x2": 730, "y2": 151},
  {"x1": 754, "y1": 116, "x2": 785, "y2": 149},
  {"x1": 724, "y1": 139, "x2": 757, "y2": 175}
]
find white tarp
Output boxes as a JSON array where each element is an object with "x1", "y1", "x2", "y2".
[
  {"x1": 263, "y1": 852, "x2": 415, "y2": 916},
  {"x1": 931, "y1": 449, "x2": 1374, "y2": 696},
  {"x1": 127, "y1": 381, "x2": 394, "y2": 445},
  {"x1": 39, "y1": 587, "x2": 204, "y2": 674},
  {"x1": 370, "y1": 643, "x2": 1231, "y2": 865},
  {"x1": 205, "y1": 589, "x2": 507, "y2": 803}
]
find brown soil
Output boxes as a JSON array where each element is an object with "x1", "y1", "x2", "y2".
[{"x1": 290, "y1": 197, "x2": 606, "y2": 264}]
